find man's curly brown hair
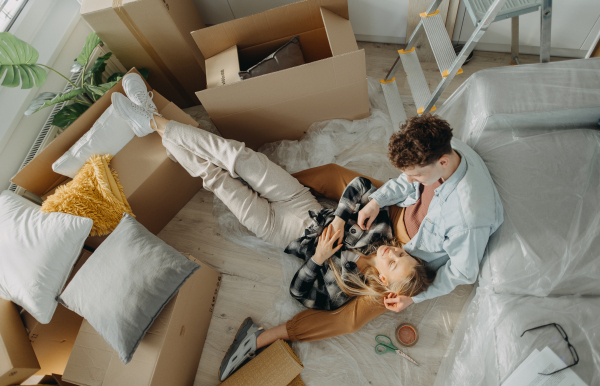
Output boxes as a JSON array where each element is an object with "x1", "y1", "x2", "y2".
[{"x1": 388, "y1": 114, "x2": 453, "y2": 169}]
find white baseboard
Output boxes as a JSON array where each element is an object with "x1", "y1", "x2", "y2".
[
  {"x1": 355, "y1": 34, "x2": 406, "y2": 45},
  {"x1": 461, "y1": 42, "x2": 587, "y2": 59}
]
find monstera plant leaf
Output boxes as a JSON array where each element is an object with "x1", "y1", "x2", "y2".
[
  {"x1": 25, "y1": 88, "x2": 87, "y2": 116},
  {"x1": 52, "y1": 103, "x2": 89, "y2": 129},
  {"x1": 87, "y1": 52, "x2": 112, "y2": 85},
  {"x1": 86, "y1": 81, "x2": 118, "y2": 98},
  {"x1": 106, "y1": 71, "x2": 126, "y2": 83},
  {"x1": 76, "y1": 33, "x2": 102, "y2": 67},
  {"x1": 0, "y1": 32, "x2": 47, "y2": 89},
  {"x1": 107, "y1": 68, "x2": 149, "y2": 84}
]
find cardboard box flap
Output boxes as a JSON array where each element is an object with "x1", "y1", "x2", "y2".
[
  {"x1": 63, "y1": 262, "x2": 221, "y2": 386},
  {"x1": 320, "y1": 8, "x2": 358, "y2": 56},
  {"x1": 318, "y1": 0, "x2": 349, "y2": 19},
  {"x1": 0, "y1": 299, "x2": 40, "y2": 383},
  {"x1": 11, "y1": 69, "x2": 162, "y2": 196},
  {"x1": 191, "y1": 0, "x2": 329, "y2": 59},
  {"x1": 197, "y1": 49, "x2": 365, "y2": 119}
]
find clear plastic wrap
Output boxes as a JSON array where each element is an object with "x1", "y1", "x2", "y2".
[
  {"x1": 433, "y1": 58, "x2": 600, "y2": 385},
  {"x1": 212, "y1": 78, "x2": 472, "y2": 385},
  {"x1": 434, "y1": 290, "x2": 600, "y2": 386}
]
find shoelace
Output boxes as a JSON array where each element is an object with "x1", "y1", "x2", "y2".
[
  {"x1": 133, "y1": 90, "x2": 157, "y2": 112},
  {"x1": 128, "y1": 102, "x2": 162, "y2": 136}
]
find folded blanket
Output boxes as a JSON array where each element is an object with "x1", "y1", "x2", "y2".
[{"x1": 42, "y1": 154, "x2": 134, "y2": 236}]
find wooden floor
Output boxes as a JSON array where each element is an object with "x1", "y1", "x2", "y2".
[{"x1": 158, "y1": 43, "x2": 570, "y2": 386}]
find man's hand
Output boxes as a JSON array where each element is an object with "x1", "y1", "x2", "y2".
[
  {"x1": 383, "y1": 293, "x2": 414, "y2": 313},
  {"x1": 357, "y1": 199, "x2": 380, "y2": 230},
  {"x1": 330, "y1": 216, "x2": 346, "y2": 246},
  {"x1": 313, "y1": 224, "x2": 343, "y2": 265}
]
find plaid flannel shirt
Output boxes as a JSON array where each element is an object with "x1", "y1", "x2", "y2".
[{"x1": 284, "y1": 177, "x2": 393, "y2": 310}]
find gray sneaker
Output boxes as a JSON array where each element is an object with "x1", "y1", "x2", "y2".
[
  {"x1": 219, "y1": 317, "x2": 264, "y2": 381},
  {"x1": 122, "y1": 73, "x2": 157, "y2": 112}
]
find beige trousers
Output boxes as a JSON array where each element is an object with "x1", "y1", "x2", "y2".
[{"x1": 162, "y1": 121, "x2": 321, "y2": 249}]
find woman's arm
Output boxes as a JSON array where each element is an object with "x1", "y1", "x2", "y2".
[
  {"x1": 330, "y1": 177, "x2": 379, "y2": 243},
  {"x1": 289, "y1": 225, "x2": 342, "y2": 310}
]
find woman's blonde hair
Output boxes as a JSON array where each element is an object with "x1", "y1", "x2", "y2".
[{"x1": 328, "y1": 238, "x2": 435, "y2": 305}]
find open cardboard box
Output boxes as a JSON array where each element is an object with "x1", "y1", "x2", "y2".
[
  {"x1": 80, "y1": 0, "x2": 207, "y2": 107},
  {"x1": 0, "y1": 300, "x2": 40, "y2": 386},
  {"x1": 61, "y1": 257, "x2": 221, "y2": 386},
  {"x1": 11, "y1": 69, "x2": 204, "y2": 249},
  {"x1": 18, "y1": 249, "x2": 93, "y2": 380},
  {"x1": 192, "y1": 0, "x2": 369, "y2": 150}
]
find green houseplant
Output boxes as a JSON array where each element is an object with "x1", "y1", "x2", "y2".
[{"x1": 0, "y1": 32, "x2": 147, "y2": 129}]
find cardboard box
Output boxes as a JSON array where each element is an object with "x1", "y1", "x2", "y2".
[
  {"x1": 206, "y1": 45, "x2": 241, "y2": 89},
  {"x1": 0, "y1": 299, "x2": 40, "y2": 386},
  {"x1": 19, "y1": 250, "x2": 92, "y2": 378},
  {"x1": 11, "y1": 69, "x2": 205, "y2": 249},
  {"x1": 81, "y1": 0, "x2": 207, "y2": 108},
  {"x1": 61, "y1": 258, "x2": 222, "y2": 386},
  {"x1": 191, "y1": 0, "x2": 370, "y2": 150},
  {"x1": 192, "y1": 0, "x2": 367, "y2": 148},
  {"x1": 219, "y1": 340, "x2": 304, "y2": 386}
]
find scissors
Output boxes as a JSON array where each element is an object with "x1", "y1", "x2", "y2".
[{"x1": 374, "y1": 335, "x2": 419, "y2": 366}]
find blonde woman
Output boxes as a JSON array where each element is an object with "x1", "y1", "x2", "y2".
[{"x1": 111, "y1": 73, "x2": 435, "y2": 381}]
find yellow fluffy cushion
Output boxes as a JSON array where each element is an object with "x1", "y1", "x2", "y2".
[{"x1": 41, "y1": 154, "x2": 134, "y2": 236}]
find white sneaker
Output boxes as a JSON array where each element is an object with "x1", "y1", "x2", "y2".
[
  {"x1": 111, "y1": 92, "x2": 161, "y2": 137},
  {"x1": 122, "y1": 73, "x2": 157, "y2": 113}
]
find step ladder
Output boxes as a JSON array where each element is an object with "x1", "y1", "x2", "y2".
[{"x1": 382, "y1": 0, "x2": 551, "y2": 129}]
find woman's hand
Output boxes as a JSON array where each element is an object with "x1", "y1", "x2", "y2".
[
  {"x1": 383, "y1": 293, "x2": 414, "y2": 313},
  {"x1": 313, "y1": 224, "x2": 343, "y2": 265},
  {"x1": 330, "y1": 216, "x2": 346, "y2": 246}
]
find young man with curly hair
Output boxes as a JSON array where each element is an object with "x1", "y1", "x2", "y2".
[{"x1": 356, "y1": 114, "x2": 504, "y2": 313}]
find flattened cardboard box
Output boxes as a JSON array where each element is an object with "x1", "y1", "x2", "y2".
[
  {"x1": 19, "y1": 249, "x2": 93, "y2": 378},
  {"x1": 192, "y1": 0, "x2": 369, "y2": 150},
  {"x1": 0, "y1": 299, "x2": 40, "y2": 386},
  {"x1": 62, "y1": 258, "x2": 221, "y2": 386},
  {"x1": 11, "y1": 69, "x2": 204, "y2": 249},
  {"x1": 81, "y1": 0, "x2": 207, "y2": 107}
]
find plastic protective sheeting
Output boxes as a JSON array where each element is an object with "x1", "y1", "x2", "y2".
[
  {"x1": 437, "y1": 58, "x2": 600, "y2": 297},
  {"x1": 433, "y1": 58, "x2": 600, "y2": 386},
  {"x1": 212, "y1": 78, "x2": 472, "y2": 386},
  {"x1": 434, "y1": 291, "x2": 600, "y2": 386}
]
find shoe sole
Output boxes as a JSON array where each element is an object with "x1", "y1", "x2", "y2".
[
  {"x1": 111, "y1": 93, "x2": 145, "y2": 135},
  {"x1": 122, "y1": 75, "x2": 148, "y2": 105},
  {"x1": 218, "y1": 317, "x2": 255, "y2": 381}
]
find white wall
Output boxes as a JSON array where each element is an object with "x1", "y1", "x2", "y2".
[
  {"x1": 454, "y1": 0, "x2": 600, "y2": 58},
  {"x1": 0, "y1": 0, "x2": 88, "y2": 190},
  {"x1": 192, "y1": 0, "x2": 411, "y2": 43}
]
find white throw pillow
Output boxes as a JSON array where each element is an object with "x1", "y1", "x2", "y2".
[
  {"x1": 52, "y1": 105, "x2": 135, "y2": 178},
  {"x1": 0, "y1": 191, "x2": 93, "y2": 323}
]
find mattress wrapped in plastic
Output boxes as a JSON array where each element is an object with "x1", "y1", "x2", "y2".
[{"x1": 433, "y1": 58, "x2": 600, "y2": 385}]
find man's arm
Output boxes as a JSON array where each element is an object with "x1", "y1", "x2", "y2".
[
  {"x1": 369, "y1": 174, "x2": 418, "y2": 208},
  {"x1": 411, "y1": 227, "x2": 490, "y2": 303}
]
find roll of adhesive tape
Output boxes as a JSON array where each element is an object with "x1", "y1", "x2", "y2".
[{"x1": 395, "y1": 323, "x2": 419, "y2": 347}]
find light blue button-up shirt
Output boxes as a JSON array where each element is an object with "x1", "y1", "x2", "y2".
[{"x1": 369, "y1": 138, "x2": 503, "y2": 303}]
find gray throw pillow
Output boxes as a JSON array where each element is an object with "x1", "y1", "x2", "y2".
[
  {"x1": 57, "y1": 213, "x2": 200, "y2": 364},
  {"x1": 239, "y1": 36, "x2": 305, "y2": 79}
]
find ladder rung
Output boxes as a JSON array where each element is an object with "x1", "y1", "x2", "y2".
[
  {"x1": 398, "y1": 48, "x2": 433, "y2": 115},
  {"x1": 421, "y1": 13, "x2": 463, "y2": 78},
  {"x1": 380, "y1": 78, "x2": 407, "y2": 130}
]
